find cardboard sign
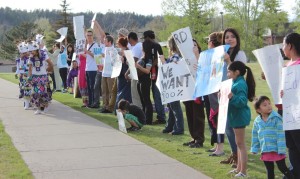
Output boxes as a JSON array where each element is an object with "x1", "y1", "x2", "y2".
[{"x1": 217, "y1": 79, "x2": 232, "y2": 134}]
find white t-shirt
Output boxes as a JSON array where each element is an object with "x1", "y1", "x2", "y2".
[
  {"x1": 28, "y1": 50, "x2": 49, "y2": 75},
  {"x1": 102, "y1": 46, "x2": 118, "y2": 77},
  {"x1": 222, "y1": 50, "x2": 247, "y2": 81},
  {"x1": 85, "y1": 42, "x2": 98, "y2": 71},
  {"x1": 131, "y1": 42, "x2": 143, "y2": 61}
]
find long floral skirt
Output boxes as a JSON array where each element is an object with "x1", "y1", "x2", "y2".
[{"x1": 30, "y1": 74, "x2": 51, "y2": 108}]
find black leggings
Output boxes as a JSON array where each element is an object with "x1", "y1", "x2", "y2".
[
  {"x1": 59, "y1": 67, "x2": 68, "y2": 89},
  {"x1": 263, "y1": 159, "x2": 294, "y2": 179}
]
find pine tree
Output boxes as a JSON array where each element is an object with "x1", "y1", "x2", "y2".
[{"x1": 55, "y1": 0, "x2": 75, "y2": 44}]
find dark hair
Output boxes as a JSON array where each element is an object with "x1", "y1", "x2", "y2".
[
  {"x1": 55, "y1": 43, "x2": 60, "y2": 49},
  {"x1": 118, "y1": 99, "x2": 130, "y2": 111},
  {"x1": 117, "y1": 37, "x2": 128, "y2": 48},
  {"x1": 223, "y1": 28, "x2": 241, "y2": 62},
  {"x1": 193, "y1": 39, "x2": 201, "y2": 53},
  {"x1": 284, "y1": 32, "x2": 300, "y2": 56},
  {"x1": 143, "y1": 39, "x2": 155, "y2": 62},
  {"x1": 254, "y1": 96, "x2": 271, "y2": 112},
  {"x1": 209, "y1": 32, "x2": 223, "y2": 47},
  {"x1": 228, "y1": 61, "x2": 256, "y2": 102},
  {"x1": 67, "y1": 44, "x2": 74, "y2": 54},
  {"x1": 128, "y1": 32, "x2": 138, "y2": 41},
  {"x1": 105, "y1": 32, "x2": 110, "y2": 36},
  {"x1": 105, "y1": 35, "x2": 114, "y2": 44}
]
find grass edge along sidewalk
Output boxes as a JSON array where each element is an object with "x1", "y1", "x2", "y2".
[
  {"x1": 0, "y1": 63, "x2": 285, "y2": 179},
  {"x1": 0, "y1": 120, "x2": 33, "y2": 179}
]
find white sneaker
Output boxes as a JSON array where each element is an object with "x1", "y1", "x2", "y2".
[
  {"x1": 34, "y1": 110, "x2": 42, "y2": 115},
  {"x1": 24, "y1": 100, "x2": 30, "y2": 110},
  {"x1": 43, "y1": 107, "x2": 49, "y2": 113},
  {"x1": 235, "y1": 172, "x2": 247, "y2": 178}
]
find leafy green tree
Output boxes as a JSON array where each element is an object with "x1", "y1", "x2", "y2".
[
  {"x1": 161, "y1": 0, "x2": 217, "y2": 49},
  {"x1": 0, "y1": 22, "x2": 37, "y2": 60},
  {"x1": 34, "y1": 18, "x2": 57, "y2": 48}
]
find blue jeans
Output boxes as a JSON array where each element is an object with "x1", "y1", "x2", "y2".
[
  {"x1": 86, "y1": 71, "x2": 97, "y2": 106},
  {"x1": 152, "y1": 80, "x2": 165, "y2": 121},
  {"x1": 165, "y1": 101, "x2": 184, "y2": 133},
  {"x1": 225, "y1": 119, "x2": 237, "y2": 153}
]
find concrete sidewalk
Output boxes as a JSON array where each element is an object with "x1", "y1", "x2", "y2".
[{"x1": 0, "y1": 78, "x2": 211, "y2": 179}]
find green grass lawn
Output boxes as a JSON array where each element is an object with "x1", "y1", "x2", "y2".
[
  {"x1": 0, "y1": 63, "x2": 286, "y2": 179},
  {"x1": 0, "y1": 121, "x2": 33, "y2": 179}
]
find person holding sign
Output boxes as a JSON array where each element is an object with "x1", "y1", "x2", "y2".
[
  {"x1": 182, "y1": 39, "x2": 206, "y2": 148},
  {"x1": 227, "y1": 61, "x2": 256, "y2": 177},
  {"x1": 115, "y1": 37, "x2": 132, "y2": 107},
  {"x1": 205, "y1": 32, "x2": 225, "y2": 155},
  {"x1": 251, "y1": 96, "x2": 294, "y2": 179},
  {"x1": 281, "y1": 32, "x2": 300, "y2": 178},
  {"x1": 161, "y1": 36, "x2": 184, "y2": 135},
  {"x1": 220, "y1": 28, "x2": 247, "y2": 168},
  {"x1": 118, "y1": 99, "x2": 145, "y2": 131}
]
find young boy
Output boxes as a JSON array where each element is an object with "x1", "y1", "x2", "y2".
[{"x1": 118, "y1": 99, "x2": 145, "y2": 131}]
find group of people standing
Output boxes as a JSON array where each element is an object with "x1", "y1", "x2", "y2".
[{"x1": 14, "y1": 22, "x2": 300, "y2": 178}]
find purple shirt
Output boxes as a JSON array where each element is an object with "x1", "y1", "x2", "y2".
[{"x1": 67, "y1": 68, "x2": 78, "y2": 87}]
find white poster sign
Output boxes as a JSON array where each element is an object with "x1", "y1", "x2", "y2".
[
  {"x1": 172, "y1": 27, "x2": 197, "y2": 79},
  {"x1": 91, "y1": 13, "x2": 97, "y2": 29},
  {"x1": 193, "y1": 45, "x2": 230, "y2": 98},
  {"x1": 116, "y1": 111, "x2": 127, "y2": 133},
  {"x1": 75, "y1": 38, "x2": 86, "y2": 55},
  {"x1": 55, "y1": 27, "x2": 68, "y2": 42},
  {"x1": 73, "y1": 15, "x2": 85, "y2": 40},
  {"x1": 282, "y1": 65, "x2": 300, "y2": 130},
  {"x1": 124, "y1": 50, "x2": 138, "y2": 80},
  {"x1": 111, "y1": 56, "x2": 123, "y2": 78},
  {"x1": 156, "y1": 60, "x2": 195, "y2": 104},
  {"x1": 253, "y1": 44, "x2": 283, "y2": 104},
  {"x1": 217, "y1": 79, "x2": 232, "y2": 134}
]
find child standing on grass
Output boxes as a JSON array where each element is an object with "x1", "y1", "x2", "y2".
[
  {"x1": 117, "y1": 99, "x2": 145, "y2": 132},
  {"x1": 251, "y1": 96, "x2": 294, "y2": 179},
  {"x1": 227, "y1": 61, "x2": 256, "y2": 177}
]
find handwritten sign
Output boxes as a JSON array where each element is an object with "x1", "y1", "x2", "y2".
[
  {"x1": 94, "y1": 44, "x2": 105, "y2": 71},
  {"x1": 116, "y1": 111, "x2": 127, "y2": 133},
  {"x1": 156, "y1": 60, "x2": 195, "y2": 104},
  {"x1": 75, "y1": 38, "x2": 86, "y2": 55},
  {"x1": 73, "y1": 15, "x2": 85, "y2": 40},
  {"x1": 217, "y1": 79, "x2": 232, "y2": 134},
  {"x1": 253, "y1": 44, "x2": 283, "y2": 104},
  {"x1": 194, "y1": 45, "x2": 230, "y2": 98},
  {"x1": 124, "y1": 50, "x2": 138, "y2": 80},
  {"x1": 172, "y1": 27, "x2": 197, "y2": 79},
  {"x1": 282, "y1": 65, "x2": 300, "y2": 130}
]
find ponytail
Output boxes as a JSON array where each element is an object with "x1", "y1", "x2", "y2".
[{"x1": 245, "y1": 66, "x2": 256, "y2": 102}]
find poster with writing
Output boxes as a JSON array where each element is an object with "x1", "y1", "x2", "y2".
[
  {"x1": 282, "y1": 65, "x2": 300, "y2": 131},
  {"x1": 194, "y1": 45, "x2": 230, "y2": 98},
  {"x1": 217, "y1": 79, "x2": 232, "y2": 134},
  {"x1": 73, "y1": 15, "x2": 85, "y2": 40},
  {"x1": 75, "y1": 38, "x2": 86, "y2": 55},
  {"x1": 124, "y1": 50, "x2": 138, "y2": 80},
  {"x1": 116, "y1": 110, "x2": 127, "y2": 133},
  {"x1": 172, "y1": 27, "x2": 197, "y2": 79},
  {"x1": 93, "y1": 44, "x2": 105, "y2": 71},
  {"x1": 156, "y1": 60, "x2": 195, "y2": 104},
  {"x1": 55, "y1": 27, "x2": 68, "y2": 42},
  {"x1": 253, "y1": 44, "x2": 283, "y2": 104}
]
